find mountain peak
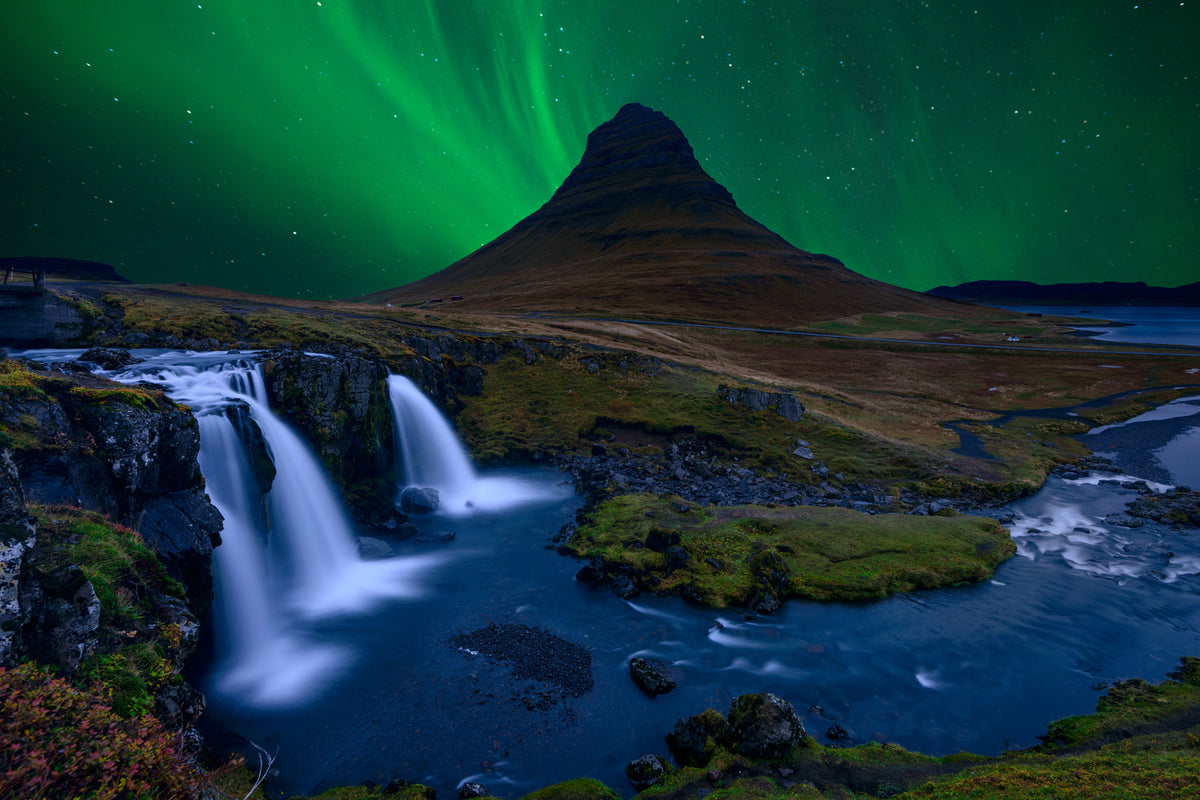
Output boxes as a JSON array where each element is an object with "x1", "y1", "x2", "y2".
[
  {"x1": 549, "y1": 102, "x2": 735, "y2": 208},
  {"x1": 365, "y1": 103, "x2": 946, "y2": 326}
]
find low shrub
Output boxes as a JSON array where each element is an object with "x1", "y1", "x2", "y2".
[{"x1": 0, "y1": 663, "x2": 201, "y2": 800}]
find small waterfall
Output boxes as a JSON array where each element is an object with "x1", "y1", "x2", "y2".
[
  {"x1": 388, "y1": 375, "x2": 477, "y2": 498},
  {"x1": 387, "y1": 374, "x2": 568, "y2": 515}
]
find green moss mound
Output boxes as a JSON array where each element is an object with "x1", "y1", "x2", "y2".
[
  {"x1": 519, "y1": 778, "x2": 621, "y2": 800},
  {"x1": 566, "y1": 494, "x2": 1016, "y2": 605}
]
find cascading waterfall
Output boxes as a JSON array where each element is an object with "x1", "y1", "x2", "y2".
[
  {"x1": 387, "y1": 374, "x2": 567, "y2": 515},
  {"x1": 197, "y1": 412, "x2": 348, "y2": 707},
  {"x1": 98, "y1": 353, "x2": 446, "y2": 705}
]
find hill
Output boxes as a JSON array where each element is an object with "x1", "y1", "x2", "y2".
[{"x1": 363, "y1": 103, "x2": 954, "y2": 327}]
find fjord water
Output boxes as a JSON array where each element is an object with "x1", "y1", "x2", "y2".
[
  {"x1": 18, "y1": 349, "x2": 1200, "y2": 798},
  {"x1": 999, "y1": 305, "x2": 1200, "y2": 347}
]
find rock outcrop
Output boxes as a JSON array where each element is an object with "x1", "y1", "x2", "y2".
[
  {"x1": 261, "y1": 350, "x2": 394, "y2": 496},
  {"x1": 667, "y1": 693, "x2": 807, "y2": 767},
  {"x1": 1, "y1": 361, "x2": 221, "y2": 601}
]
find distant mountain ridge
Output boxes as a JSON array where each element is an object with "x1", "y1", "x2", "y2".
[
  {"x1": 927, "y1": 280, "x2": 1200, "y2": 307},
  {"x1": 364, "y1": 103, "x2": 952, "y2": 326}
]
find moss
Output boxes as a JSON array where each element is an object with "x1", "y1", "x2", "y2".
[
  {"x1": 0, "y1": 359, "x2": 50, "y2": 400},
  {"x1": 67, "y1": 384, "x2": 162, "y2": 412},
  {"x1": 27, "y1": 505, "x2": 189, "y2": 716},
  {"x1": 519, "y1": 778, "x2": 622, "y2": 800},
  {"x1": 566, "y1": 495, "x2": 1016, "y2": 605}
]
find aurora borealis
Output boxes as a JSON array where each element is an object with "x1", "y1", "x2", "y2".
[{"x1": 3, "y1": 1, "x2": 1196, "y2": 299}]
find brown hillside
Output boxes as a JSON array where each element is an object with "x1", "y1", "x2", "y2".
[{"x1": 364, "y1": 103, "x2": 956, "y2": 327}]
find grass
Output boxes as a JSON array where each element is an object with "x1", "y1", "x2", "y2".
[
  {"x1": 457, "y1": 352, "x2": 948, "y2": 485},
  {"x1": 27, "y1": 504, "x2": 188, "y2": 717},
  {"x1": 566, "y1": 494, "x2": 1015, "y2": 604}
]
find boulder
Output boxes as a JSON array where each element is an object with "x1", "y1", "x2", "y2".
[
  {"x1": 357, "y1": 537, "x2": 393, "y2": 559},
  {"x1": 457, "y1": 783, "x2": 490, "y2": 799},
  {"x1": 78, "y1": 347, "x2": 142, "y2": 371},
  {"x1": 629, "y1": 656, "x2": 677, "y2": 696},
  {"x1": 625, "y1": 754, "x2": 672, "y2": 790},
  {"x1": 400, "y1": 486, "x2": 440, "y2": 514},
  {"x1": 155, "y1": 683, "x2": 207, "y2": 728},
  {"x1": 727, "y1": 692, "x2": 806, "y2": 759},
  {"x1": 666, "y1": 709, "x2": 729, "y2": 767}
]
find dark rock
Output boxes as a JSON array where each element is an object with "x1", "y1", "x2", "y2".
[
  {"x1": 610, "y1": 575, "x2": 638, "y2": 599},
  {"x1": 261, "y1": 350, "x2": 393, "y2": 506},
  {"x1": 629, "y1": 656, "x2": 678, "y2": 696},
  {"x1": 155, "y1": 683, "x2": 207, "y2": 728},
  {"x1": 78, "y1": 347, "x2": 141, "y2": 371},
  {"x1": 665, "y1": 545, "x2": 690, "y2": 574},
  {"x1": 400, "y1": 486, "x2": 440, "y2": 514},
  {"x1": 727, "y1": 692, "x2": 806, "y2": 759},
  {"x1": 225, "y1": 402, "x2": 276, "y2": 499},
  {"x1": 358, "y1": 537, "x2": 392, "y2": 559},
  {"x1": 591, "y1": 442, "x2": 608, "y2": 456},
  {"x1": 1105, "y1": 512, "x2": 1145, "y2": 529},
  {"x1": 0, "y1": 450, "x2": 35, "y2": 666},
  {"x1": 1, "y1": 370, "x2": 222, "y2": 602},
  {"x1": 25, "y1": 565, "x2": 100, "y2": 672},
  {"x1": 645, "y1": 526, "x2": 681, "y2": 552},
  {"x1": 666, "y1": 709, "x2": 729, "y2": 767},
  {"x1": 575, "y1": 560, "x2": 606, "y2": 585},
  {"x1": 626, "y1": 754, "x2": 672, "y2": 790},
  {"x1": 458, "y1": 782, "x2": 490, "y2": 798},
  {"x1": 449, "y1": 623, "x2": 593, "y2": 697}
]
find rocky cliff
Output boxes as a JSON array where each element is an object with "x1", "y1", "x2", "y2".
[{"x1": 0, "y1": 359, "x2": 221, "y2": 601}]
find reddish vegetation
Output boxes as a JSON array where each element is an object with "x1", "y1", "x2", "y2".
[
  {"x1": 365, "y1": 103, "x2": 950, "y2": 327},
  {"x1": 0, "y1": 664, "x2": 201, "y2": 800}
]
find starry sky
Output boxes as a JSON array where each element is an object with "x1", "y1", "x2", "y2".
[{"x1": 3, "y1": 1, "x2": 1197, "y2": 299}]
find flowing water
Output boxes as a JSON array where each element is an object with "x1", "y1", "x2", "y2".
[{"x1": 15, "y1": 348, "x2": 1200, "y2": 798}]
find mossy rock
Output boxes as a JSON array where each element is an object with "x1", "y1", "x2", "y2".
[{"x1": 519, "y1": 778, "x2": 620, "y2": 800}]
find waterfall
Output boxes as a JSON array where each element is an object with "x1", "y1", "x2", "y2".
[
  {"x1": 197, "y1": 412, "x2": 348, "y2": 707},
  {"x1": 388, "y1": 375, "x2": 476, "y2": 498},
  {"x1": 387, "y1": 374, "x2": 568, "y2": 515},
  {"x1": 95, "y1": 352, "x2": 447, "y2": 704}
]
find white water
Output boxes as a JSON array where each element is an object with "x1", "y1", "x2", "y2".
[
  {"x1": 198, "y1": 413, "x2": 349, "y2": 707},
  {"x1": 387, "y1": 374, "x2": 568, "y2": 515},
  {"x1": 91, "y1": 353, "x2": 448, "y2": 704}
]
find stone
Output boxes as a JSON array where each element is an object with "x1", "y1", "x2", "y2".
[
  {"x1": 727, "y1": 692, "x2": 806, "y2": 759},
  {"x1": 666, "y1": 709, "x2": 728, "y2": 767},
  {"x1": 357, "y1": 537, "x2": 392, "y2": 559},
  {"x1": 400, "y1": 486, "x2": 440, "y2": 514},
  {"x1": 155, "y1": 683, "x2": 207, "y2": 728},
  {"x1": 626, "y1": 754, "x2": 672, "y2": 790},
  {"x1": 629, "y1": 656, "x2": 677, "y2": 696},
  {"x1": 78, "y1": 346, "x2": 142, "y2": 371},
  {"x1": 457, "y1": 783, "x2": 490, "y2": 798}
]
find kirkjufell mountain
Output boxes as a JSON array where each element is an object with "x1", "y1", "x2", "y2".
[{"x1": 367, "y1": 103, "x2": 950, "y2": 326}]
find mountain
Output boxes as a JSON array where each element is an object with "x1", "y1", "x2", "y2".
[
  {"x1": 927, "y1": 280, "x2": 1200, "y2": 307},
  {"x1": 364, "y1": 103, "x2": 950, "y2": 327}
]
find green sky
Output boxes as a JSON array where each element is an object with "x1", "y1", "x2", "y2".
[{"x1": 3, "y1": 1, "x2": 1196, "y2": 299}]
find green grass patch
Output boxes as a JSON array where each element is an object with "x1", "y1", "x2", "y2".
[
  {"x1": 566, "y1": 494, "x2": 1015, "y2": 604},
  {"x1": 458, "y1": 353, "x2": 938, "y2": 484}
]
